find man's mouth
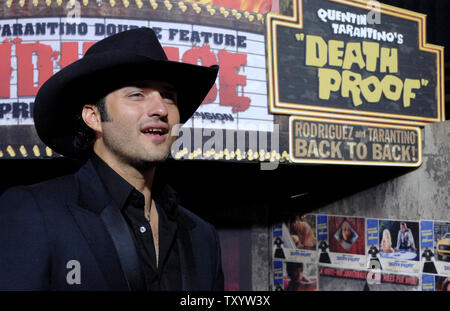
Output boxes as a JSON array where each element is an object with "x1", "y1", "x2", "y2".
[
  {"x1": 141, "y1": 124, "x2": 170, "y2": 142},
  {"x1": 142, "y1": 128, "x2": 168, "y2": 136}
]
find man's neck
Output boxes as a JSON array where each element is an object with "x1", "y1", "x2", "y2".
[{"x1": 93, "y1": 151, "x2": 156, "y2": 209}]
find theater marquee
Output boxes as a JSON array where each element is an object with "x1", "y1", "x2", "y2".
[
  {"x1": 266, "y1": 0, "x2": 445, "y2": 125},
  {"x1": 0, "y1": 0, "x2": 278, "y2": 161},
  {"x1": 267, "y1": 0, "x2": 444, "y2": 166}
]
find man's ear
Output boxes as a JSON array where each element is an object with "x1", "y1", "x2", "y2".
[{"x1": 81, "y1": 105, "x2": 102, "y2": 133}]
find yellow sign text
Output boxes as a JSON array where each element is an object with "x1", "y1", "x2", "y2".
[{"x1": 305, "y1": 35, "x2": 422, "y2": 108}]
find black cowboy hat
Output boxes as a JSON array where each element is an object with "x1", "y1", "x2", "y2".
[{"x1": 33, "y1": 27, "x2": 218, "y2": 159}]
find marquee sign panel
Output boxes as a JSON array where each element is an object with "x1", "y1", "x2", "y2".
[
  {"x1": 266, "y1": 0, "x2": 445, "y2": 126},
  {"x1": 289, "y1": 116, "x2": 422, "y2": 166},
  {"x1": 0, "y1": 0, "x2": 279, "y2": 161}
]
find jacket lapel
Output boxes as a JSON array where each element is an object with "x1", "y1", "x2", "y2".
[
  {"x1": 175, "y1": 210, "x2": 198, "y2": 291},
  {"x1": 100, "y1": 203, "x2": 145, "y2": 290},
  {"x1": 69, "y1": 160, "x2": 144, "y2": 291},
  {"x1": 67, "y1": 203, "x2": 130, "y2": 290}
]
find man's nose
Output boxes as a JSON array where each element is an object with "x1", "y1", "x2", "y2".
[{"x1": 145, "y1": 91, "x2": 168, "y2": 119}]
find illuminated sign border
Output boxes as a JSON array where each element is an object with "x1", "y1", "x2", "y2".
[
  {"x1": 288, "y1": 116, "x2": 423, "y2": 167},
  {"x1": 267, "y1": 0, "x2": 445, "y2": 127}
]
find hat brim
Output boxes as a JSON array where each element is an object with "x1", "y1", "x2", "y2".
[{"x1": 33, "y1": 50, "x2": 218, "y2": 159}]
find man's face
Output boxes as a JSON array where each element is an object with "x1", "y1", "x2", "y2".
[
  {"x1": 401, "y1": 224, "x2": 406, "y2": 233},
  {"x1": 95, "y1": 80, "x2": 179, "y2": 169}
]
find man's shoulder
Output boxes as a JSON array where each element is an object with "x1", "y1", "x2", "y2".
[
  {"x1": 30, "y1": 174, "x2": 77, "y2": 191},
  {"x1": 0, "y1": 173, "x2": 78, "y2": 205},
  {"x1": 0, "y1": 175, "x2": 77, "y2": 227}
]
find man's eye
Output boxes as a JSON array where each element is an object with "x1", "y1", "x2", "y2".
[{"x1": 129, "y1": 92, "x2": 144, "y2": 98}]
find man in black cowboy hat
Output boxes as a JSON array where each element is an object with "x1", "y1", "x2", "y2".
[{"x1": 0, "y1": 28, "x2": 224, "y2": 291}]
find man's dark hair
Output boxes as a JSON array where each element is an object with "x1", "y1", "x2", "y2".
[{"x1": 73, "y1": 97, "x2": 109, "y2": 158}]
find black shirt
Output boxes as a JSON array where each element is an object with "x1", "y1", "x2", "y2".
[{"x1": 91, "y1": 154, "x2": 181, "y2": 290}]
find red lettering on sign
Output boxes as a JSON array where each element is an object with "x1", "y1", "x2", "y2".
[
  {"x1": 0, "y1": 40, "x2": 12, "y2": 98},
  {"x1": 182, "y1": 45, "x2": 218, "y2": 104},
  {"x1": 1, "y1": 39, "x2": 253, "y2": 114},
  {"x1": 396, "y1": 275, "x2": 405, "y2": 283},
  {"x1": 15, "y1": 38, "x2": 54, "y2": 97},
  {"x1": 163, "y1": 46, "x2": 180, "y2": 62},
  {"x1": 355, "y1": 271, "x2": 367, "y2": 280},
  {"x1": 383, "y1": 274, "x2": 395, "y2": 283},
  {"x1": 321, "y1": 268, "x2": 336, "y2": 276},
  {"x1": 218, "y1": 49, "x2": 250, "y2": 113},
  {"x1": 58, "y1": 42, "x2": 78, "y2": 69},
  {"x1": 405, "y1": 276, "x2": 418, "y2": 285}
]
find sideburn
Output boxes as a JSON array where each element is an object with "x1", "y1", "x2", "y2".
[{"x1": 96, "y1": 97, "x2": 112, "y2": 122}]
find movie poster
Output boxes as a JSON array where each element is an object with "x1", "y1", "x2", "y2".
[
  {"x1": 319, "y1": 217, "x2": 420, "y2": 290},
  {"x1": 272, "y1": 214, "x2": 318, "y2": 291},
  {"x1": 434, "y1": 222, "x2": 450, "y2": 276},
  {"x1": 326, "y1": 216, "x2": 366, "y2": 270},
  {"x1": 425, "y1": 221, "x2": 450, "y2": 276},
  {"x1": 275, "y1": 214, "x2": 445, "y2": 291},
  {"x1": 421, "y1": 219, "x2": 450, "y2": 290},
  {"x1": 316, "y1": 215, "x2": 331, "y2": 265},
  {"x1": 366, "y1": 218, "x2": 381, "y2": 271},
  {"x1": 273, "y1": 260, "x2": 318, "y2": 291},
  {"x1": 376, "y1": 219, "x2": 420, "y2": 274},
  {"x1": 273, "y1": 214, "x2": 317, "y2": 262}
]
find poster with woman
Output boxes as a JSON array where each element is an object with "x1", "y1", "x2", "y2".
[
  {"x1": 287, "y1": 214, "x2": 317, "y2": 251},
  {"x1": 327, "y1": 216, "x2": 366, "y2": 270},
  {"x1": 272, "y1": 214, "x2": 318, "y2": 291},
  {"x1": 378, "y1": 220, "x2": 421, "y2": 274},
  {"x1": 272, "y1": 214, "x2": 317, "y2": 264}
]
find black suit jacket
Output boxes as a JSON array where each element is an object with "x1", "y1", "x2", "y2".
[{"x1": 0, "y1": 160, "x2": 224, "y2": 291}]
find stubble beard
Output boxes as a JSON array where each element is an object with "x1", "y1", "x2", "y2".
[{"x1": 102, "y1": 125, "x2": 172, "y2": 172}]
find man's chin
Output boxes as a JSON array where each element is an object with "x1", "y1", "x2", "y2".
[{"x1": 128, "y1": 152, "x2": 170, "y2": 170}]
